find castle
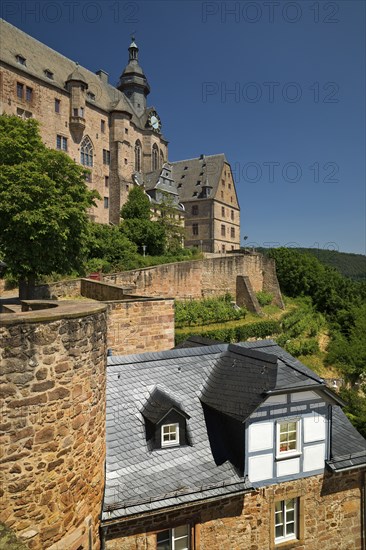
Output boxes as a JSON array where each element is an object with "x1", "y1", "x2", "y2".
[{"x1": 0, "y1": 19, "x2": 240, "y2": 253}]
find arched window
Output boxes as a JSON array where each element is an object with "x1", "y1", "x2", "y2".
[
  {"x1": 160, "y1": 150, "x2": 164, "y2": 168},
  {"x1": 135, "y1": 140, "x2": 142, "y2": 172},
  {"x1": 80, "y1": 136, "x2": 93, "y2": 167},
  {"x1": 152, "y1": 144, "x2": 159, "y2": 171}
]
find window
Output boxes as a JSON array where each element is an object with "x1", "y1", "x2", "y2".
[
  {"x1": 87, "y1": 91, "x2": 96, "y2": 101},
  {"x1": 125, "y1": 128, "x2": 128, "y2": 134},
  {"x1": 44, "y1": 69, "x2": 54, "y2": 79},
  {"x1": 192, "y1": 205, "x2": 198, "y2": 216},
  {"x1": 26, "y1": 87, "x2": 33, "y2": 102},
  {"x1": 105, "y1": 176, "x2": 109, "y2": 188},
  {"x1": 277, "y1": 420, "x2": 300, "y2": 457},
  {"x1": 157, "y1": 525, "x2": 189, "y2": 550},
  {"x1": 17, "y1": 82, "x2": 24, "y2": 99},
  {"x1": 124, "y1": 158, "x2": 128, "y2": 165},
  {"x1": 231, "y1": 227, "x2": 235, "y2": 238},
  {"x1": 16, "y1": 108, "x2": 32, "y2": 119},
  {"x1": 221, "y1": 191, "x2": 224, "y2": 199},
  {"x1": 231, "y1": 210, "x2": 234, "y2": 220},
  {"x1": 101, "y1": 120, "x2": 105, "y2": 133},
  {"x1": 221, "y1": 224, "x2": 225, "y2": 237},
  {"x1": 228, "y1": 183, "x2": 231, "y2": 189},
  {"x1": 104, "y1": 197, "x2": 109, "y2": 209},
  {"x1": 160, "y1": 150, "x2": 164, "y2": 168},
  {"x1": 56, "y1": 135, "x2": 67, "y2": 151},
  {"x1": 16, "y1": 55, "x2": 26, "y2": 65},
  {"x1": 55, "y1": 99, "x2": 60, "y2": 113},
  {"x1": 192, "y1": 223, "x2": 199, "y2": 236},
  {"x1": 80, "y1": 106, "x2": 84, "y2": 117},
  {"x1": 221, "y1": 179, "x2": 225, "y2": 186},
  {"x1": 221, "y1": 206, "x2": 225, "y2": 217},
  {"x1": 103, "y1": 149, "x2": 110, "y2": 165},
  {"x1": 85, "y1": 172, "x2": 92, "y2": 183},
  {"x1": 275, "y1": 499, "x2": 298, "y2": 543},
  {"x1": 135, "y1": 140, "x2": 141, "y2": 172},
  {"x1": 73, "y1": 108, "x2": 78, "y2": 117},
  {"x1": 152, "y1": 143, "x2": 159, "y2": 171},
  {"x1": 161, "y1": 423, "x2": 179, "y2": 447},
  {"x1": 80, "y1": 136, "x2": 93, "y2": 167}
]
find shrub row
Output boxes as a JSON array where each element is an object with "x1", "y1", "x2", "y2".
[{"x1": 175, "y1": 319, "x2": 281, "y2": 345}]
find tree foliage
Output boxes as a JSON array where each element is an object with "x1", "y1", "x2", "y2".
[{"x1": 0, "y1": 115, "x2": 98, "y2": 297}]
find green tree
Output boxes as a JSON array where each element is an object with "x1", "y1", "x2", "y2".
[
  {"x1": 120, "y1": 186, "x2": 166, "y2": 255},
  {"x1": 86, "y1": 223, "x2": 139, "y2": 272},
  {"x1": 0, "y1": 115, "x2": 98, "y2": 298},
  {"x1": 120, "y1": 185, "x2": 151, "y2": 220},
  {"x1": 159, "y1": 191, "x2": 185, "y2": 254}
]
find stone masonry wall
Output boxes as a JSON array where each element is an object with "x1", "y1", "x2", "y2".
[
  {"x1": 103, "y1": 470, "x2": 364, "y2": 550},
  {"x1": 80, "y1": 279, "x2": 175, "y2": 354},
  {"x1": 104, "y1": 253, "x2": 284, "y2": 307},
  {"x1": 107, "y1": 299, "x2": 175, "y2": 355},
  {"x1": 0, "y1": 302, "x2": 107, "y2": 550}
]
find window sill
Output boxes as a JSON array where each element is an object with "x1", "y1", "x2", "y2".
[
  {"x1": 275, "y1": 452, "x2": 301, "y2": 461},
  {"x1": 275, "y1": 539, "x2": 303, "y2": 549}
]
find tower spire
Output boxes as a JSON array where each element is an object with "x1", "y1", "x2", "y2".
[{"x1": 117, "y1": 36, "x2": 150, "y2": 116}]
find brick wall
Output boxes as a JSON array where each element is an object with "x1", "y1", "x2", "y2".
[
  {"x1": 103, "y1": 470, "x2": 364, "y2": 550},
  {"x1": 0, "y1": 302, "x2": 107, "y2": 550}
]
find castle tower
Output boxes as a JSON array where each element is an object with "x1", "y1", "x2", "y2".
[
  {"x1": 0, "y1": 301, "x2": 108, "y2": 550},
  {"x1": 117, "y1": 37, "x2": 151, "y2": 117}
]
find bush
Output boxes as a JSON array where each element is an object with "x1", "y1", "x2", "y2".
[
  {"x1": 175, "y1": 319, "x2": 281, "y2": 345},
  {"x1": 175, "y1": 295, "x2": 246, "y2": 328},
  {"x1": 256, "y1": 291, "x2": 273, "y2": 306}
]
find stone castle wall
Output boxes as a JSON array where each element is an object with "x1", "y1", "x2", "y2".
[
  {"x1": 80, "y1": 279, "x2": 175, "y2": 354},
  {"x1": 104, "y1": 253, "x2": 284, "y2": 308},
  {"x1": 0, "y1": 302, "x2": 107, "y2": 550},
  {"x1": 103, "y1": 470, "x2": 364, "y2": 550}
]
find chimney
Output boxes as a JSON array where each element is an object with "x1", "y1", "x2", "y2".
[{"x1": 96, "y1": 69, "x2": 109, "y2": 84}]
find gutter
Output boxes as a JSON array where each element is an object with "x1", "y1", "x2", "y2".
[{"x1": 101, "y1": 484, "x2": 252, "y2": 528}]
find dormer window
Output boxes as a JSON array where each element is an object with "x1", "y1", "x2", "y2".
[
  {"x1": 161, "y1": 423, "x2": 179, "y2": 447},
  {"x1": 87, "y1": 91, "x2": 96, "y2": 101},
  {"x1": 277, "y1": 420, "x2": 300, "y2": 458},
  {"x1": 44, "y1": 69, "x2": 54, "y2": 79},
  {"x1": 16, "y1": 55, "x2": 26, "y2": 65}
]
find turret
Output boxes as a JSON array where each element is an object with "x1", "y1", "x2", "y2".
[
  {"x1": 117, "y1": 36, "x2": 150, "y2": 117},
  {"x1": 66, "y1": 64, "x2": 88, "y2": 139}
]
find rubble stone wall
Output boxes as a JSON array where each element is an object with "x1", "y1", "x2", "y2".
[{"x1": 0, "y1": 302, "x2": 107, "y2": 550}]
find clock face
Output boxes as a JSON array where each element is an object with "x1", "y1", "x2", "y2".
[{"x1": 148, "y1": 111, "x2": 161, "y2": 132}]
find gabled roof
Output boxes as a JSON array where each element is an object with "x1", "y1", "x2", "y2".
[
  {"x1": 103, "y1": 340, "x2": 366, "y2": 522},
  {"x1": 171, "y1": 154, "x2": 226, "y2": 202}
]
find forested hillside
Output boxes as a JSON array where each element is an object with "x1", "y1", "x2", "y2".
[{"x1": 258, "y1": 247, "x2": 366, "y2": 281}]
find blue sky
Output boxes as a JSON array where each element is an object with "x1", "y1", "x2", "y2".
[{"x1": 2, "y1": 0, "x2": 365, "y2": 254}]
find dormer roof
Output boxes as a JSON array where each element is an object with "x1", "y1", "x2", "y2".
[{"x1": 141, "y1": 385, "x2": 190, "y2": 424}]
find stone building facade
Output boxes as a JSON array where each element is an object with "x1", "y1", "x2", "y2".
[{"x1": 0, "y1": 19, "x2": 240, "y2": 251}]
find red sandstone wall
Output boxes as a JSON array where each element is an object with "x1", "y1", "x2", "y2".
[{"x1": 0, "y1": 303, "x2": 107, "y2": 549}]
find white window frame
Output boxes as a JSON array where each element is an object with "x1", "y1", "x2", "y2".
[
  {"x1": 275, "y1": 498, "x2": 298, "y2": 544},
  {"x1": 276, "y1": 419, "x2": 301, "y2": 459},
  {"x1": 161, "y1": 423, "x2": 179, "y2": 448},
  {"x1": 157, "y1": 525, "x2": 190, "y2": 549}
]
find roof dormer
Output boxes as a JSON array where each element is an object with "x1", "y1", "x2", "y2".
[{"x1": 141, "y1": 385, "x2": 190, "y2": 450}]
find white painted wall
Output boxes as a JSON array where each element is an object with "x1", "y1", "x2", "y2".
[
  {"x1": 303, "y1": 443, "x2": 325, "y2": 471},
  {"x1": 248, "y1": 421, "x2": 273, "y2": 452},
  {"x1": 248, "y1": 453, "x2": 273, "y2": 482}
]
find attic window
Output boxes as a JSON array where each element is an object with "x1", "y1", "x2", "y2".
[
  {"x1": 16, "y1": 55, "x2": 26, "y2": 66},
  {"x1": 178, "y1": 183, "x2": 182, "y2": 188},
  {"x1": 184, "y1": 166, "x2": 188, "y2": 170},
  {"x1": 44, "y1": 69, "x2": 54, "y2": 79},
  {"x1": 87, "y1": 91, "x2": 96, "y2": 101},
  {"x1": 196, "y1": 180, "x2": 201, "y2": 186},
  {"x1": 181, "y1": 175, "x2": 185, "y2": 179},
  {"x1": 161, "y1": 423, "x2": 179, "y2": 447},
  {"x1": 193, "y1": 191, "x2": 198, "y2": 197}
]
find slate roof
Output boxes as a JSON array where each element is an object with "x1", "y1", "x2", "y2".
[
  {"x1": 0, "y1": 19, "x2": 150, "y2": 130},
  {"x1": 171, "y1": 154, "x2": 226, "y2": 202},
  {"x1": 326, "y1": 406, "x2": 366, "y2": 472},
  {"x1": 103, "y1": 340, "x2": 365, "y2": 522}
]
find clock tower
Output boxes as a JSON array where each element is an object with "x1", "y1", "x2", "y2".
[{"x1": 117, "y1": 36, "x2": 150, "y2": 118}]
